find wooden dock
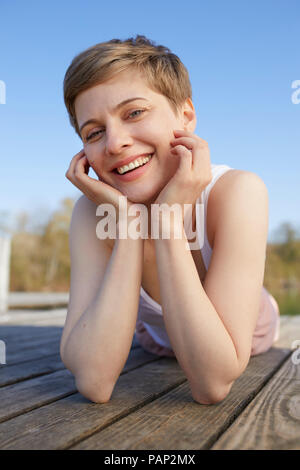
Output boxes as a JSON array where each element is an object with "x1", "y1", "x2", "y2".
[{"x1": 0, "y1": 309, "x2": 299, "y2": 450}]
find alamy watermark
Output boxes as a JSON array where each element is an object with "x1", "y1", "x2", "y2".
[
  {"x1": 0, "y1": 80, "x2": 6, "y2": 104},
  {"x1": 291, "y1": 340, "x2": 300, "y2": 366},
  {"x1": 95, "y1": 196, "x2": 204, "y2": 250},
  {"x1": 291, "y1": 80, "x2": 300, "y2": 104},
  {"x1": 0, "y1": 340, "x2": 6, "y2": 364}
]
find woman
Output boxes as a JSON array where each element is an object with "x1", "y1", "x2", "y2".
[{"x1": 60, "y1": 35, "x2": 280, "y2": 405}]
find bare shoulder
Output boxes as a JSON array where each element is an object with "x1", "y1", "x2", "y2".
[
  {"x1": 207, "y1": 169, "x2": 268, "y2": 249},
  {"x1": 70, "y1": 195, "x2": 113, "y2": 249},
  {"x1": 71, "y1": 194, "x2": 99, "y2": 228}
]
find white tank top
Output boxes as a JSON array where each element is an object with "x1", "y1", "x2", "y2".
[{"x1": 137, "y1": 163, "x2": 233, "y2": 348}]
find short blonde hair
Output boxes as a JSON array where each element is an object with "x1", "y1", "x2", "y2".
[{"x1": 63, "y1": 35, "x2": 192, "y2": 138}]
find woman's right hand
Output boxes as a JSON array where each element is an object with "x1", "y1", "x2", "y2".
[{"x1": 65, "y1": 149, "x2": 133, "y2": 225}]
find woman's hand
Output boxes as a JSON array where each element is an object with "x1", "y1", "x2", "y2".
[
  {"x1": 153, "y1": 130, "x2": 212, "y2": 235},
  {"x1": 65, "y1": 149, "x2": 133, "y2": 224},
  {"x1": 155, "y1": 129, "x2": 212, "y2": 209}
]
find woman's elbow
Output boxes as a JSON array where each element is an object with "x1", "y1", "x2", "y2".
[
  {"x1": 191, "y1": 381, "x2": 234, "y2": 405},
  {"x1": 60, "y1": 347, "x2": 114, "y2": 403},
  {"x1": 75, "y1": 373, "x2": 115, "y2": 404}
]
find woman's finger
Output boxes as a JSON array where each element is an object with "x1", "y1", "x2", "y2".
[
  {"x1": 192, "y1": 140, "x2": 210, "y2": 174},
  {"x1": 65, "y1": 149, "x2": 85, "y2": 178},
  {"x1": 171, "y1": 135, "x2": 211, "y2": 182},
  {"x1": 74, "y1": 154, "x2": 90, "y2": 177},
  {"x1": 73, "y1": 156, "x2": 99, "y2": 187},
  {"x1": 72, "y1": 156, "x2": 118, "y2": 204},
  {"x1": 170, "y1": 136, "x2": 195, "y2": 151},
  {"x1": 171, "y1": 144, "x2": 193, "y2": 176}
]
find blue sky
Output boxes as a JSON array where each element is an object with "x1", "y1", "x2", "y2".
[{"x1": 0, "y1": 0, "x2": 299, "y2": 241}]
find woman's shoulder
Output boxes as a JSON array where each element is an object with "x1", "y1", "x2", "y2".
[
  {"x1": 208, "y1": 168, "x2": 266, "y2": 201},
  {"x1": 70, "y1": 195, "x2": 114, "y2": 251},
  {"x1": 71, "y1": 194, "x2": 99, "y2": 231},
  {"x1": 206, "y1": 169, "x2": 268, "y2": 249}
]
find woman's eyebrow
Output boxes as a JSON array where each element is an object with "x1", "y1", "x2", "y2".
[{"x1": 79, "y1": 97, "x2": 149, "y2": 133}]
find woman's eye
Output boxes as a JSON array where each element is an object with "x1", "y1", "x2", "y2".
[
  {"x1": 86, "y1": 129, "x2": 103, "y2": 141},
  {"x1": 86, "y1": 110, "x2": 145, "y2": 142},
  {"x1": 128, "y1": 109, "x2": 145, "y2": 118}
]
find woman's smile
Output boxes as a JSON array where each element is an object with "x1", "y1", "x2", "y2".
[{"x1": 112, "y1": 153, "x2": 154, "y2": 182}]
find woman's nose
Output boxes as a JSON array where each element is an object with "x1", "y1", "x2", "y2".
[{"x1": 105, "y1": 125, "x2": 133, "y2": 155}]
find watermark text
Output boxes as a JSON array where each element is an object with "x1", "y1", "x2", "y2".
[
  {"x1": 291, "y1": 340, "x2": 300, "y2": 365},
  {"x1": 0, "y1": 80, "x2": 6, "y2": 104},
  {"x1": 0, "y1": 340, "x2": 6, "y2": 364},
  {"x1": 291, "y1": 80, "x2": 300, "y2": 104},
  {"x1": 95, "y1": 196, "x2": 204, "y2": 250}
]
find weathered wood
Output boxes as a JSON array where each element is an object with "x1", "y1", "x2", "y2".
[
  {"x1": 0, "y1": 309, "x2": 298, "y2": 450},
  {"x1": 0, "y1": 353, "x2": 65, "y2": 387},
  {"x1": 0, "y1": 369, "x2": 76, "y2": 423},
  {"x1": 0, "y1": 358, "x2": 186, "y2": 449},
  {"x1": 0, "y1": 344, "x2": 163, "y2": 424},
  {"x1": 0, "y1": 326, "x2": 62, "y2": 364},
  {"x1": 0, "y1": 344, "x2": 157, "y2": 388},
  {"x1": 5, "y1": 338, "x2": 61, "y2": 365},
  {"x1": 0, "y1": 325, "x2": 62, "y2": 343},
  {"x1": 5, "y1": 329, "x2": 61, "y2": 351},
  {"x1": 211, "y1": 350, "x2": 300, "y2": 449},
  {"x1": 70, "y1": 347, "x2": 292, "y2": 450}
]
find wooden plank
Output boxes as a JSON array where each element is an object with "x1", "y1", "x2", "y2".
[
  {"x1": 0, "y1": 344, "x2": 154, "y2": 388},
  {"x1": 1, "y1": 325, "x2": 62, "y2": 364},
  {"x1": 70, "y1": 347, "x2": 292, "y2": 450},
  {"x1": 0, "y1": 353, "x2": 65, "y2": 387},
  {"x1": 0, "y1": 325, "x2": 62, "y2": 342},
  {"x1": 0, "y1": 357, "x2": 186, "y2": 449},
  {"x1": 0, "y1": 369, "x2": 76, "y2": 423},
  {"x1": 5, "y1": 338, "x2": 61, "y2": 365},
  {"x1": 211, "y1": 349, "x2": 300, "y2": 449},
  {"x1": 0, "y1": 346, "x2": 162, "y2": 425},
  {"x1": 5, "y1": 330, "x2": 61, "y2": 352}
]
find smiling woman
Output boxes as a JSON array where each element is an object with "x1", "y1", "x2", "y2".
[{"x1": 60, "y1": 35, "x2": 280, "y2": 406}]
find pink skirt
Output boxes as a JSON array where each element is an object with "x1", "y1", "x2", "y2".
[{"x1": 135, "y1": 286, "x2": 280, "y2": 358}]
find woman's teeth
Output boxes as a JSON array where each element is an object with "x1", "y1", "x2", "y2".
[{"x1": 117, "y1": 154, "x2": 153, "y2": 174}]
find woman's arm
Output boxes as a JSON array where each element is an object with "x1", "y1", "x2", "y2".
[
  {"x1": 60, "y1": 196, "x2": 144, "y2": 404},
  {"x1": 154, "y1": 170, "x2": 269, "y2": 405}
]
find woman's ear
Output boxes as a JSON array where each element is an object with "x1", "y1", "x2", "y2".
[{"x1": 182, "y1": 98, "x2": 197, "y2": 132}]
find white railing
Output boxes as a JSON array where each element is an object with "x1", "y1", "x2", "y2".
[{"x1": 0, "y1": 236, "x2": 11, "y2": 313}]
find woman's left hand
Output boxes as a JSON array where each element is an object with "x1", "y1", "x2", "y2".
[{"x1": 154, "y1": 129, "x2": 212, "y2": 215}]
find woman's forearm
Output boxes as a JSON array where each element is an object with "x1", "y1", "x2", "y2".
[
  {"x1": 62, "y1": 236, "x2": 144, "y2": 389},
  {"x1": 154, "y1": 222, "x2": 239, "y2": 399}
]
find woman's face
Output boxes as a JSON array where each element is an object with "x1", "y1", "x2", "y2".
[{"x1": 74, "y1": 68, "x2": 195, "y2": 205}]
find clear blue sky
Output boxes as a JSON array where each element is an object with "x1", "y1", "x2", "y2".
[{"x1": 0, "y1": 0, "x2": 299, "y2": 241}]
